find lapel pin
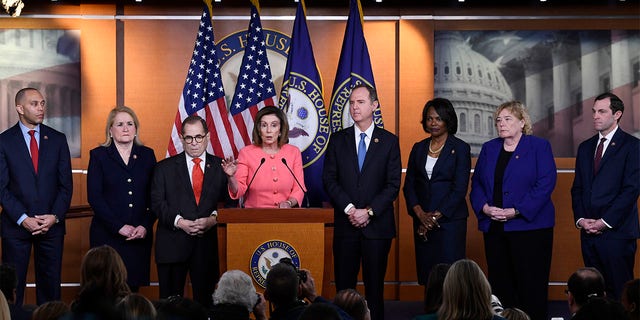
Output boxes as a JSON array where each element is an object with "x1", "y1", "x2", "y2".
[
  {"x1": 44, "y1": 135, "x2": 48, "y2": 140},
  {"x1": 374, "y1": 138, "x2": 379, "y2": 143},
  {"x1": 451, "y1": 149, "x2": 455, "y2": 154},
  {"x1": 611, "y1": 142, "x2": 616, "y2": 146},
  {"x1": 515, "y1": 155, "x2": 520, "y2": 159},
  {"x1": 133, "y1": 154, "x2": 137, "y2": 159},
  {"x1": 206, "y1": 163, "x2": 211, "y2": 168}
]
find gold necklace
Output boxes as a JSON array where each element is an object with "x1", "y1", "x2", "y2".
[{"x1": 429, "y1": 140, "x2": 444, "y2": 154}]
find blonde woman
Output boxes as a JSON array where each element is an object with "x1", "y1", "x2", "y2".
[{"x1": 438, "y1": 259, "x2": 506, "y2": 320}]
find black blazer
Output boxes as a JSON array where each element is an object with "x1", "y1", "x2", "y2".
[
  {"x1": 150, "y1": 152, "x2": 230, "y2": 263},
  {"x1": 572, "y1": 128, "x2": 640, "y2": 239},
  {"x1": 0, "y1": 123, "x2": 73, "y2": 239},
  {"x1": 323, "y1": 126, "x2": 401, "y2": 239},
  {"x1": 403, "y1": 135, "x2": 471, "y2": 224}
]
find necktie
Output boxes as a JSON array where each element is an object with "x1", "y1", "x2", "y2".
[
  {"x1": 28, "y1": 130, "x2": 38, "y2": 174},
  {"x1": 358, "y1": 132, "x2": 367, "y2": 171},
  {"x1": 192, "y1": 158, "x2": 203, "y2": 204},
  {"x1": 593, "y1": 137, "x2": 606, "y2": 175}
]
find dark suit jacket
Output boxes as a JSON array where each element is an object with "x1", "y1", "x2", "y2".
[
  {"x1": 151, "y1": 152, "x2": 230, "y2": 264},
  {"x1": 571, "y1": 128, "x2": 640, "y2": 239},
  {"x1": 0, "y1": 123, "x2": 73, "y2": 239},
  {"x1": 403, "y1": 135, "x2": 471, "y2": 224},
  {"x1": 87, "y1": 143, "x2": 157, "y2": 286},
  {"x1": 322, "y1": 126, "x2": 401, "y2": 239},
  {"x1": 470, "y1": 135, "x2": 557, "y2": 232}
]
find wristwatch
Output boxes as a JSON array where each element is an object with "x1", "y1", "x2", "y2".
[
  {"x1": 54, "y1": 215, "x2": 60, "y2": 224},
  {"x1": 367, "y1": 208, "x2": 374, "y2": 217}
]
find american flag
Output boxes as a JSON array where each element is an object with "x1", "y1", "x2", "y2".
[
  {"x1": 167, "y1": 5, "x2": 242, "y2": 158},
  {"x1": 229, "y1": 0, "x2": 277, "y2": 143}
]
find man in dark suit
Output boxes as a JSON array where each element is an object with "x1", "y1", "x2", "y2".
[
  {"x1": 571, "y1": 92, "x2": 640, "y2": 301},
  {"x1": 151, "y1": 115, "x2": 230, "y2": 308},
  {"x1": 323, "y1": 84, "x2": 401, "y2": 320},
  {"x1": 0, "y1": 87, "x2": 73, "y2": 306}
]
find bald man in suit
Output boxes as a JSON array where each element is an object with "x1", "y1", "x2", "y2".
[{"x1": 0, "y1": 87, "x2": 72, "y2": 306}]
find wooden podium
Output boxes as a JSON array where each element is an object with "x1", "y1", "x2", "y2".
[{"x1": 217, "y1": 208, "x2": 334, "y2": 295}]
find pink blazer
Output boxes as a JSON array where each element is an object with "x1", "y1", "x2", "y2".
[{"x1": 229, "y1": 144, "x2": 305, "y2": 208}]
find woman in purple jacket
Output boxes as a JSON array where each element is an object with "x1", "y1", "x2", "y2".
[{"x1": 470, "y1": 101, "x2": 556, "y2": 320}]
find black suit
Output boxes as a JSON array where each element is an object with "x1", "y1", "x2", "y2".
[
  {"x1": 323, "y1": 126, "x2": 401, "y2": 320},
  {"x1": 571, "y1": 128, "x2": 640, "y2": 300},
  {"x1": 403, "y1": 135, "x2": 470, "y2": 284},
  {"x1": 0, "y1": 123, "x2": 72, "y2": 306},
  {"x1": 150, "y1": 152, "x2": 230, "y2": 307}
]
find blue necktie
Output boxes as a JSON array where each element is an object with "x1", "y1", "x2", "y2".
[{"x1": 358, "y1": 132, "x2": 367, "y2": 171}]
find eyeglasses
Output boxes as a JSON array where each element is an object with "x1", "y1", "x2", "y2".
[{"x1": 183, "y1": 135, "x2": 205, "y2": 144}]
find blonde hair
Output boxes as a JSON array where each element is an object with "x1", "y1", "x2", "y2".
[
  {"x1": 32, "y1": 301, "x2": 70, "y2": 320},
  {"x1": 0, "y1": 291, "x2": 10, "y2": 320},
  {"x1": 494, "y1": 101, "x2": 533, "y2": 135},
  {"x1": 438, "y1": 259, "x2": 494, "y2": 320},
  {"x1": 102, "y1": 106, "x2": 143, "y2": 147}
]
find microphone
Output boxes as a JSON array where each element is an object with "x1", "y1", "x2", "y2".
[
  {"x1": 243, "y1": 158, "x2": 265, "y2": 208},
  {"x1": 281, "y1": 158, "x2": 309, "y2": 208}
]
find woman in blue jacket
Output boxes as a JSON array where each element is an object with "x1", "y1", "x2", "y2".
[
  {"x1": 87, "y1": 106, "x2": 157, "y2": 292},
  {"x1": 470, "y1": 101, "x2": 556, "y2": 320}
]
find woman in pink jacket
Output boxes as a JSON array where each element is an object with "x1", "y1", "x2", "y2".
[{"x1": 222, "y1": 106, "x2": 305, "y2": 208}]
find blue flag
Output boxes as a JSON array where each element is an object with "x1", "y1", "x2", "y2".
[
  {"x1": 279, "y1": 1, "x2": 329, "y2": 207},
  {"x1": 329, "y1": 0, "x2": 383, "y2": 133}
]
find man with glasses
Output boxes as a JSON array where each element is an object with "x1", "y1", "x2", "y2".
[{"x1": 151, "y1": 115, "x2": 232, "y2": 308}]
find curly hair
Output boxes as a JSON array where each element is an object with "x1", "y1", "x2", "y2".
[
  {"x1": 494, "y1": 101, "x2": 533, "y2": 135},
  {"x1": 213, "y1": 270, "x2": 258, "y2": 312}
]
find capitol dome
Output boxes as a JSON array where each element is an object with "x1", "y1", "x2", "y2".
[{"x1": 434, "y1": 31, "x2": 513, "y2": 155}]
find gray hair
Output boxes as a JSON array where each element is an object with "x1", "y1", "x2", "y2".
[{"x1": 212, "y1": 270, "x2": 258, "y2": 311}]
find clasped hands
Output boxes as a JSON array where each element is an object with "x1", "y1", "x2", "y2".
[
  {"x1": 483, "y1": 204, "x2": 517, "y2": 222},
  {"x1": 21, "y1": 214, "x2": 56, "y2": 235},
  {"x1": 579, "y1": 218, "x2": 606, "y2": 235},
  {"x1": 347, "y1": 207, "x2": 370, "y2": 229},
  {"x1": 118, "y1": 225, "x2": 148, "y2": 240},
  {"x1": 177, "y1": 216, "x2": 217, "y2": 236},
  {"x1": 414, "y1": 206, "x2": 441, "y2": 241}
]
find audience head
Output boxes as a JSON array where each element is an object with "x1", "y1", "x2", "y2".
[
  {"x1": 334, "y1": 289, "x2": 370, "y2": 320},
  {"x1": 438, "y1": 259, "x2": 494, "y2": 320},
  {"x1": 299, "y1": 303, "x2": 341, "y2": 320},
  {"x1": 421, "y1": 98, "x2": 458, "y2": 135},
  {"x1": 0, "y1": 291, "x2": 10, "y2": 320},
  {"x1": 156, "y1": 296, "x2": 209, "y2": 320},
  {"x1": 117, "y1": 293, "x2": 157, "y2": 320},
  {"x1": 567, "y1": 267, "x2": 605, "y2": 313},
  {"x1": 572, "y1": 297, "x2": 630, "y2": 320},
  {"x1": 252, "y1": 106, "x2": 289, "y2": 147},
  {"x1": 32, "y1": 301, "x2": 70, "y2": 320},
  {"x1": 501, "y1": 308, "x2": 531, "y2": 320},
  {"x1": 213, "y1": 270, "x2": 259, "y2": 312},
  {"x1": 80, "y1": 245, "x2": 130, "y2": 301},
  {"x1": 102, "y1": 106, "x2": 142, "y2": 147},
  {"x1": 265, "y1": 261, "x2": 300, "y2": 308},
  {"x1": 0, "y1": 264, "x2": 17, "y2": 303},
  {"x1": 423, "y1": 263, "x2": 450, "y2": 313},
  {"x1": 621, "y1": 279, "x2": 639, "y2": 319}
]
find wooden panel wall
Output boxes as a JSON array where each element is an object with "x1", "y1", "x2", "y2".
[{"x1": 0, "y1": 3, "x2": 637, "y2": 305}]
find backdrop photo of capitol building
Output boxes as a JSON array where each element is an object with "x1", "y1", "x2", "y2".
[{"x1": 434, "y1": 30, "x2": 640, "y2": 158}]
